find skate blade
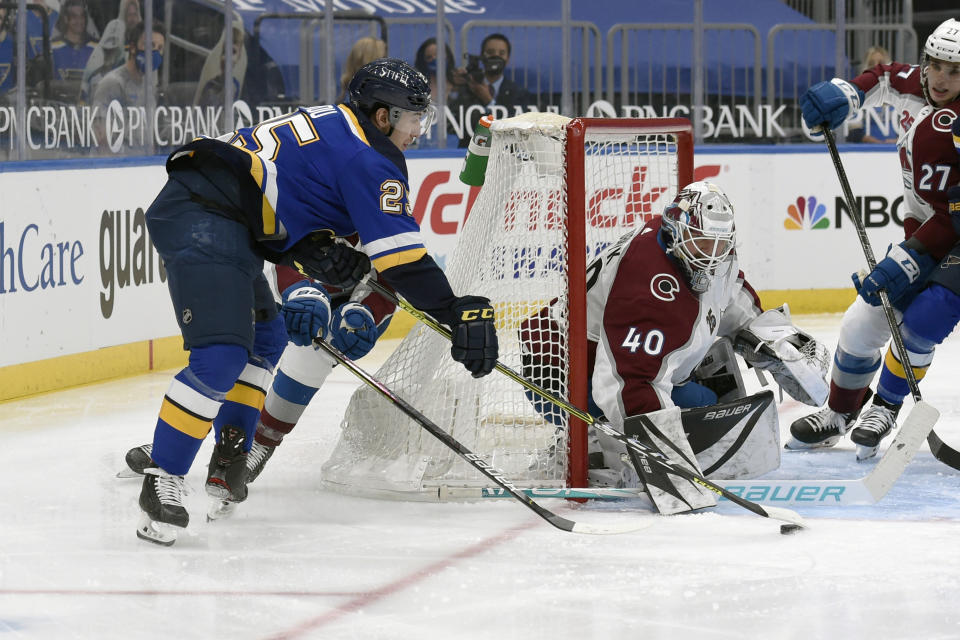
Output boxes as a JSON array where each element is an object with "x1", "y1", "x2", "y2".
[
  {"x1": 116, "y1": 467, "x2": 143, "y2": 478},
  {"x1": 856, "y1": 444, "x2": 880, "y2": 462},
  {"x1": 207, "y1": 499, "x2": 238, "y2": 522},
  {"x1": 784, "y1": 435, "x2": 841, "y2": 450},
  {"x1": 205, "y1": 478, "x2": 231, "y2": 500},
  {"x1": 136, "y1": 512, "x2": 180, "y2": 546}
]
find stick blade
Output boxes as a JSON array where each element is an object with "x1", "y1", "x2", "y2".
[
  {"x1": 927, "y1": 429, "x2": 960, "y2": 470},
  {"x1": 762, "y1": 505, "x2": 807, "y2": 528},
  {"x1": 864, "y1": 400, "x2": 939, "y2": 501},
  {"x1": 563, "y1": 517, "x2": 655, "y2": 536}
]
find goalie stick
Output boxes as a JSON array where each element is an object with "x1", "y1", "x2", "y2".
[
  {"x1": 822, "y1": 128, "x2": 947, "y2": 468},
  {"x1": 366, "y1": 279, "x2": 807, "y2": 530},
  {"x1": 312, "y1": 337, "x2": 649, "y2": 535}
]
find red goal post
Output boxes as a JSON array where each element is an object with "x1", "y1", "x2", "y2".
[{"x1": 565, "y1": 117, "x2": 694, "y2": 488}]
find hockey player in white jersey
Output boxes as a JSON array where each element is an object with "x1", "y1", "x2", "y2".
[
  {"x1": 520, "y1": 181, "x2": 830, "y2": 513},
  {"x1": 789, "y1": 18, "x2": 960, "y2": 460}
]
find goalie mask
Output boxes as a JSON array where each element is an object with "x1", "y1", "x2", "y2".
[
  {"x1": 920, "y1": 18, "x2": 960, "y2": 106},
  {"x1": 661, "y1": 181, "x2": 736, "y2": 293}
]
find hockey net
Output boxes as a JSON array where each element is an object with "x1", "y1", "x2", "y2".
[{"x1": 322, "y1": 114, "x2": 693, "y2": 499}]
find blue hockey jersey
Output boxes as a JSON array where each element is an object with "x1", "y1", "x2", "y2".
[{"x1": 168, "y1": 103, "x2": 427, "y2": 274}]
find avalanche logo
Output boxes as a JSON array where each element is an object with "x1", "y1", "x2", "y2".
[{"x1": 784, "y1": 196, "x2": 829, "y2": 230}]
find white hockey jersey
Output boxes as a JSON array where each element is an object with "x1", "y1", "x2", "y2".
[{"x1": 585, "y1": 219, "x2": 762, "y2": 429}]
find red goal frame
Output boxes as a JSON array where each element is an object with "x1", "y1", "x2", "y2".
[{"x1": 563, "y1": 117, "x2": 694, "y2": 488}]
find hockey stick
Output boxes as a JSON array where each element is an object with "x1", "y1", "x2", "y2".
[
  {"x1": 312, "y1": 337, "x2": 649, "y2": 535},
  {"x1": 366, "y1": 279, "x2": 807, "y2": 530},
  {"x1": 822, "y1": 128, "x2": 947, "y2": 467},
  {"x1": 449, "y1": 423, "x2": 936, "y2": 507}
]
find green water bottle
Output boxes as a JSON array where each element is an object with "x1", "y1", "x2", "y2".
[{"x1": 459, "y1": 114, "x2": 494, "y2": 186}]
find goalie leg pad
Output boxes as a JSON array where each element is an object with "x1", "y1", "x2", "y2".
[
  {"x1": 596, "y1": 407, "x2": 717, "y2": 514},
  {"x1": 681, "y1": 390, "x2": 780, "y2": 480}
]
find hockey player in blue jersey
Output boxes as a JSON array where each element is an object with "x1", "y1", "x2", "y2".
[{"x1": 135, "y1": 58, "x2": 499, "y2": 546}]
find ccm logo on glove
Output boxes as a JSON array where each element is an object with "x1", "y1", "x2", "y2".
[{"x1": 459, "y1": 307, "x2": 495, "y2": 322}]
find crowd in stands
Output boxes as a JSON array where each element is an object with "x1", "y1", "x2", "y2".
[
  {"x1": 0, "y1": 2, "x2": 927, "y2": 158},
  {"x1": 0, "y1": 1, "x2": 538, "y2": 152}
]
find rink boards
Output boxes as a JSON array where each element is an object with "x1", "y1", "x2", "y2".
[{"x1": 0, "y1": 145, "x2": 901, "y2": 399}]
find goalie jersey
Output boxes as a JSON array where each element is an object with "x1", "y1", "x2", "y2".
[
  {"x1": 166, "y1": 103, "x2": 426, "y2": 274},
  {"x1": 851, "y1": 62, "x2": 960, "y2": 258},
  {"x1": 520, "y1": 218, "x2": 762, "y2": 429}
]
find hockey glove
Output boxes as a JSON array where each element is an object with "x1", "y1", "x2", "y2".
[
  {"x1": 281, "y1": 232, "x2": 371, "y2": 289},
  {"x1": 799, "y1": 79, "x2": 864, "y2": 132},
  {"x1": 852, "y1": 241, "x2": 935, "y2": 306},
  {"x1": 330, "y1": 302, "x2": 380, "y2": 360},
  {"x1": 449, "y1": 296, "x2": 499, "y2": 378},
  {"x1": 734, "y1": 307, "x2": 831, "y2": 407},
  {"x1": 281, "y1": 281, "x2": 331, "y2": 347}
]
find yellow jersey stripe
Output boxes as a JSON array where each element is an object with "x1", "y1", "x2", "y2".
[
  {"x1": 883, "y1": 348, "x2": 929, "y2": 381},
  {"x1": 225, "y1": 380, "x2": 267, "y2": 410},
  {"x1": 159, "y1": 398, "x2": 214, "y2": 439},
  {"x1": 372, "y1": 247, "x2": 428, "y2": 272},
  {"x1": 234, "y1": 146, "x2": 279, "y2": 237},
  {"x1": 339, "y1": 104, "x2": 370, "y2": 146}
]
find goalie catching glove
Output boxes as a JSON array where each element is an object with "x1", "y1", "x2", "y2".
[
  {"x1": 280, "y1": 231, "x2": 371, "y2": 289},
  {"x1": 449, "y1": 296, "x2": 498, "y2": 378},
  {"x1": 734, "y1": 305, "x2": 829, "y2": 406}
]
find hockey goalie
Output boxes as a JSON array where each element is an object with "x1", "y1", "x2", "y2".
[{"x1": 519, "y1": 181, "x2": 830, "y2": 514}]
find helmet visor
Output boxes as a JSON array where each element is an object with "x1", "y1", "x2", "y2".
[{"x1": 389, "y1": 104, "x2": 437, "y2": 139}]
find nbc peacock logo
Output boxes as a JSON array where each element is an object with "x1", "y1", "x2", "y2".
[{"x1": 784, "y1": 196, "x2": 829, "y2": 230}]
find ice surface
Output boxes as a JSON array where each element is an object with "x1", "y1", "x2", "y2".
[{"x1": 2, "y1": 314, "x2": 960, "y2": 639}]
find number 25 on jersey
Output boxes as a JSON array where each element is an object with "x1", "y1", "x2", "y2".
[
  {"x1": 622, "y1": 327, "x2": 664, "y2": 355},
  {"x1": 380, "y1": 179, "x2": 412, "y2": 216}
]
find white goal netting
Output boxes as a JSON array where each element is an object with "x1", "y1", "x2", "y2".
[{"x1": 321, "y1": 114, "x2": 690, "y2": 499}]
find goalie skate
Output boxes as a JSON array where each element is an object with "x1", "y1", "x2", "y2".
[
  {"x1": 851, "y1": 397, "x2": 901, "y2": 461},
  {"x1": 786, "y1": 390, "x2": 872, "y2": 450},
  {"x1": 136, "y1": 468, "x2": 188, "y2": 546}
]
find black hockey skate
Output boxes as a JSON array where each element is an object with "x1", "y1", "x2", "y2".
[
  {"x1": 118, "y1": 443, "x2": 153, "y2": 477},
  {"x1": 137, "y1": 467, "x2": 188, "y2": 546},
  {"x1": 786, "y1": 390, "x2": 872, "y2": 450},
  {"x1": 206, "y1": 425, "x2": 250, "y2": 521},
  {"x1": 850, "y1": 396, "x2": 901, "y2": 461},
  {"x1": 245, "y1": 440, "x2": 276, "y2": 485}
]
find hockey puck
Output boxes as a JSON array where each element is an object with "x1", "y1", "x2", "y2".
[{"x1": 780, "y1": 523, "x2": 803, "y2": 535}]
